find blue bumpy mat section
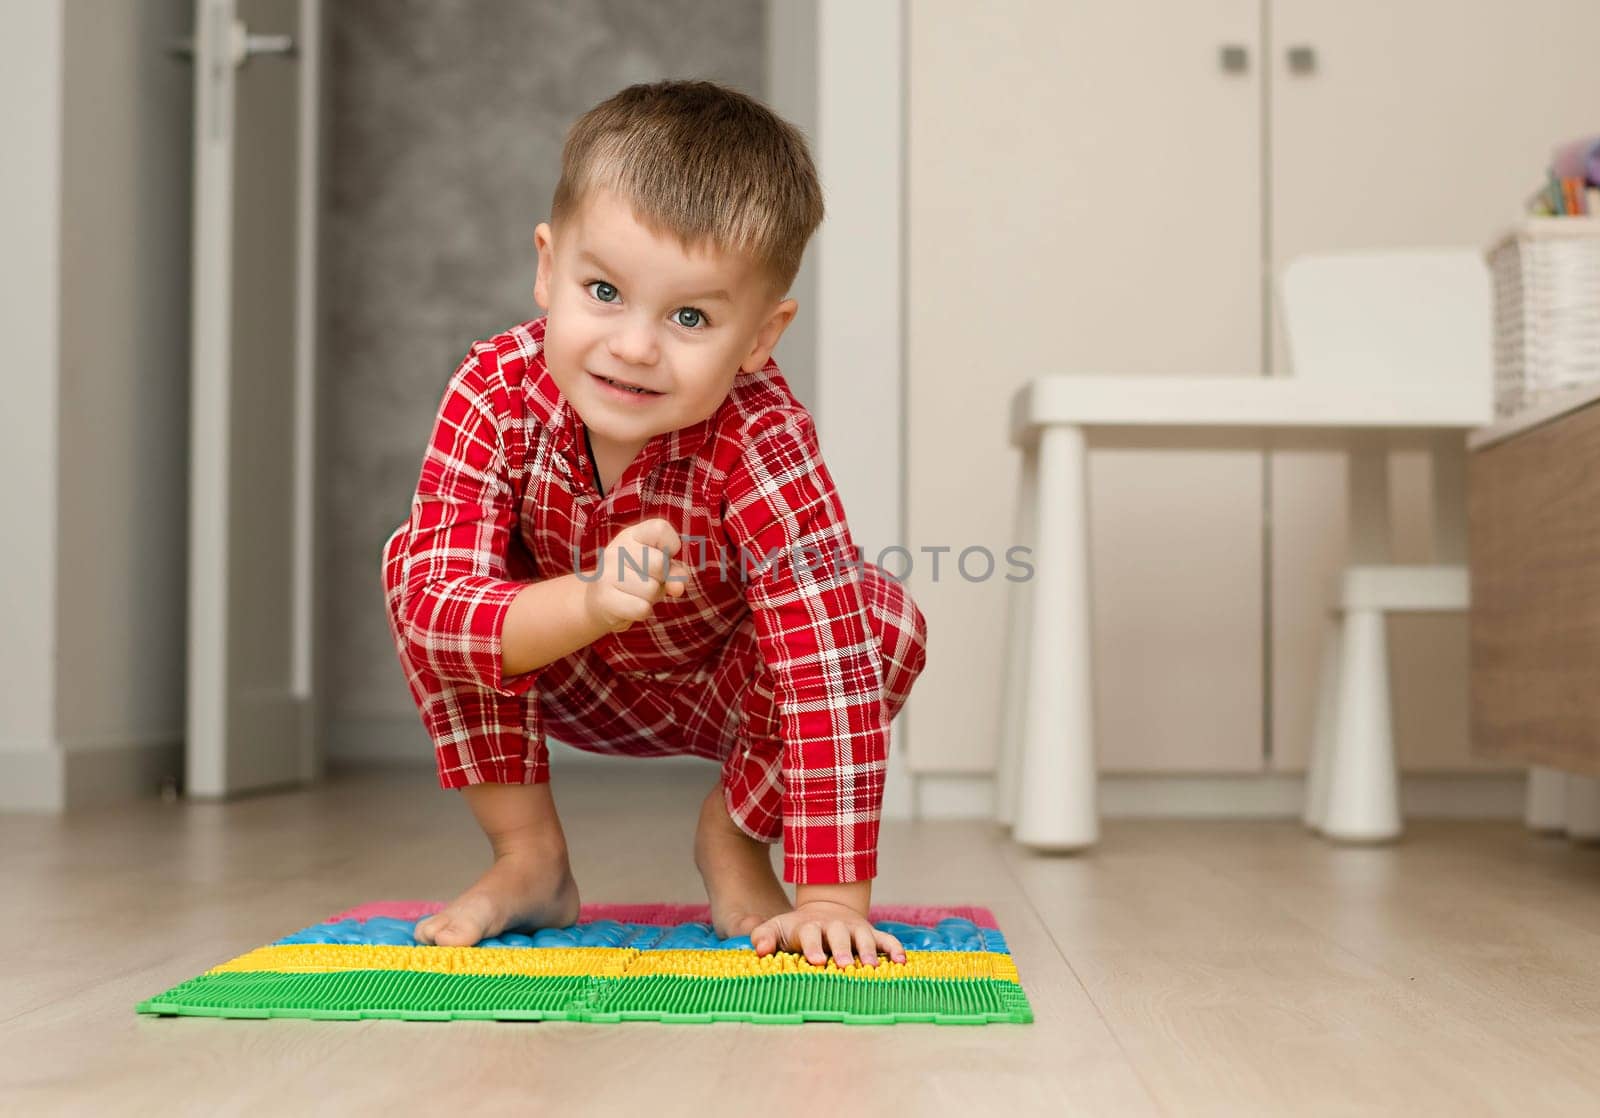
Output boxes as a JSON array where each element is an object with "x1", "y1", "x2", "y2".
[{"x1": 275, "y1": 915, "x2": 1010, "y2": 954}]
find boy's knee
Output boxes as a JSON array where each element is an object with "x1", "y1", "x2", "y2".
[
  {"x1": 860, "y1": 563, "x2": 929, "y2": 704},
  {"x1": 884, "y1": 601, "x2": 928, "y2": 703}
]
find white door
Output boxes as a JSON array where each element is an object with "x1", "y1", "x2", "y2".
[
  {"x1": 186, "y1": 0, "x2": 321, "y2": 797},
  {"x1": 1266, "y1": 0, "x2": 1600, "y2": 775},
  {"x1": 907, "y1": 0, "x2": 1267, "y2": 775}
]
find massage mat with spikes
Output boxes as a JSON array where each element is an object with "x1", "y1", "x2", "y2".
[{"x1": 136, "y1": 901, "x2": 1033, "y2": 1025}]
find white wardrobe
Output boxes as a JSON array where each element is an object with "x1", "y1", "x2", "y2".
[{"x1": 905, "y1": 0, "x2": 1600, "y2": 781}]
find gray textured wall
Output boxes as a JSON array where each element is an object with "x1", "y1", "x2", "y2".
[{"x1": 321, "y1": 0, "x2": 768, "y2": 763}]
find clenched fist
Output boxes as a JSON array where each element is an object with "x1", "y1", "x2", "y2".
[{"x1": 582, "y1": 518, "x2": 693, "y2": 633}]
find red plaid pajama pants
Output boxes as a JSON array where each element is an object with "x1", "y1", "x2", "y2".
[{"x1": 381, "y1": 528, "x2": 928, "y2": 846}]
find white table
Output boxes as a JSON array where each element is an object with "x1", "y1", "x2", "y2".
[{"x1": 997, "y1": 374, "x2": 1491, "y2": 851}]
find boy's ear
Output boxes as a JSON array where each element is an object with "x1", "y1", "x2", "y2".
[
  {"x1": 533, "y1": 222, "x2": 554, "y2": 310},
  {"x1": 739, "y1": 298, "x2": 799, "y2": 374}
]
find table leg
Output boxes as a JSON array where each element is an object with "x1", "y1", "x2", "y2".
[
  {"x1": 996, "y1": 441, "x2": 1038, "y2": 829},
  {"x1": 1016, "y1": 424, "x2": 1098, "y2": 851},
  {"x1": 1318, "y1": 434, "x2": 1401, "y2": 843}
]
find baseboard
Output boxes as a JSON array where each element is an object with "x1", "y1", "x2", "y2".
[
  {"x1": 13, "y1": 716, "x2": 1517, "y2": 821},
  {"x1": 0, "y1": 738, "x2": 182, "y2": 812},
  {"x1": 913, "y1": 771, "x2": 1528, "y2": 821}
]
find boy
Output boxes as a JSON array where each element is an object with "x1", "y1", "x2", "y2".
[{"x1": 380, "y1": 80, "x2": 927, "y2": 969}]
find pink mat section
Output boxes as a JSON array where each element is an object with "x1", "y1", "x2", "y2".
[{"x1": 326, "y1": 900, "x2": 999, "y2": 929}]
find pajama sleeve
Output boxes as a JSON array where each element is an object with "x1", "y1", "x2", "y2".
[
  {"x1": 720, "y1": 410, "x2": 888, "y2": 885},
  {"x1": 394, "y1": 346, "x2": 539, "y2": 700}
]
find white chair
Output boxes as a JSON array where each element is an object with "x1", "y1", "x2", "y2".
[{"x1": 997, "y1": 249, "x2": 1493, "y2": 851}]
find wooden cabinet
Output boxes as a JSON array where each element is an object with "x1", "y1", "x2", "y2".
[
  {"x1": 906, "y1": 0, "x2": 1600, "y2": 777},
  {"x1": 1469, "y1": 392, "x2": 1600, "y2": 777}
]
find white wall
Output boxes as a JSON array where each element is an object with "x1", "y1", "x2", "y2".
[{"x1": 0, "y1": 0, "x2": 190, "y2": 810}]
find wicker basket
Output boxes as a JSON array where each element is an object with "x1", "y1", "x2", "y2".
[{"x1": 1486, "y1": 217, "x2": 1600, "y2": 418}]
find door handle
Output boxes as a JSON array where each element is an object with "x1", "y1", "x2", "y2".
[
  {"x1": 168, "y1": 22, "x2": 296, "y2": 67},
  {"x1": 1286, "y1": 45, "x2": 1317, "y2": 75},
  {"x1": 238, "y1": 32, "x2": 296, "y2": 64},
  {"x1": 1218, "y1": 44, "x2": 1250, "y2": 74}
]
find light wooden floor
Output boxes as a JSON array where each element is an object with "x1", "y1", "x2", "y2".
[{"x1": 5, "y1": 759, "x2": 1600, "y2": 1116}]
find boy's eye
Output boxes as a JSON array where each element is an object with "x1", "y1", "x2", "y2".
[{"x1": 584, "y1": 280, "x2": 709, "y2": 330}]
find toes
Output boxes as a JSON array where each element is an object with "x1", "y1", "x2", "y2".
[
  {"x1": 432, "y1": 917, "x2": 482, "y2": 947},
  {"x1": 414, "y1": 908, "x2": 485, "y2": 948}
]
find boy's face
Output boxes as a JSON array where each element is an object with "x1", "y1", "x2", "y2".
[{"x1": 533, "y1": 189, "x2": 798, "y2": 461}]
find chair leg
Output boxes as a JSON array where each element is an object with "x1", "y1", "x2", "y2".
[
  {"x1": 1015, "y1": 424, "x2": 1098, "y2": 851},
  {"x1": 1321, "y1": 607, "x2": 1401, "y2": 842},
  {"x1": 1524, "y1": 766, "x2": 1567, "y2": 833},
  {"x1": 1304, "y1": 613, "x2": 1344, "y2": 832},
  {"x1": 996, "y1": 443, "x2": 1038, "y2": 829},
  {"x1": 1565, "y1": 775, "x2": 1600, "y2": 843}
]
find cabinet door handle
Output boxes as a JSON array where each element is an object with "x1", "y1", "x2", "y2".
[
  {"x1": 1218, "y1": 44, "x2": 1250, "y2": 74},
  {"x1": 1286, "y1": 45, "x2": 1317, "y2": 74}
]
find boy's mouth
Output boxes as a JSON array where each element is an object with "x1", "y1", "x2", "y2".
[{"x1": 590, "y1": 371, "x2": 664, "y2": 397}]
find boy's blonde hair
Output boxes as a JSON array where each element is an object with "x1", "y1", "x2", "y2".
[{"x1": 551, "y1": 80, "x2": 824, "y2": 300}]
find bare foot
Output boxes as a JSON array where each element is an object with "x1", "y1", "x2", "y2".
[
  {"x1": 414, "y1": 851, "x2": 581, "y2": 947},
  {"x1": 693, "y1": 783, "x2": 792, "y2": 939}
]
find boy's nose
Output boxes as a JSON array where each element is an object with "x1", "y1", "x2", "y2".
[{"x1": 607, "y1": 319, "x2": 659, "y2": 367}]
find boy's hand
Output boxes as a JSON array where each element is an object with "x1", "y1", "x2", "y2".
[
  {"x1": 583, "y1": 518, "x2": 693, "y2": 632},
  {"x1": 749, "y1": 900, "x2": 907, "y2": 968}
]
